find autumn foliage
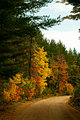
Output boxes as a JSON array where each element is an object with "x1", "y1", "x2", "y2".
[
  {"x1": 1, "y1": 47, "x2": 74, "y2": 103},
  {"x1": 50, "y1": 55, "x2": 74, "y2": 94},
  {"x1": 31, "y1": 46, "x2": 51, "y2": 96},
  {"x1": 2, "y1": 46, "x2": 51, "y2": 102}
]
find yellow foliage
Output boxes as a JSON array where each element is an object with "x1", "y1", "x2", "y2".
[
  {"x1": 32, "y1": 46, "x2": 51, "y2": 94},
  {"x1": 9, "y1": 73, "x2": 27, "y2": 86},
  {"x1": 3, "y1": 89, "x2": 10, "y2": 102},
  {"x1": 9, "y1": 73, "x2": 23, "y2": 84}
]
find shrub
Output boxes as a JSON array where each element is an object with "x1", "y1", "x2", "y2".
[
  {"x1": 43, "y1": 87, "x2": 52, "y2": 95},
  {"x1": 74, "y1": 85, "x2": 80, "y2": 98},
  {"x1": 65, "y1": 83, "x2": 74, "y2": 95},
  {"x1": 69, "y1": 85, "x2": 80, "y2": 107}
]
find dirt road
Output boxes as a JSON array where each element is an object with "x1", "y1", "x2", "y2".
[{"x1": 16, "y1": 96, "x2": 80, "y2": 120}]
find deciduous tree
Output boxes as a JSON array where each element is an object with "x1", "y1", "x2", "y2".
[
  {"x1": 31, "y1": 46, "x2": 51, "y2": 95},
  {"x1": 50, "y1": 55, "x2": 69, "y2": 94}
]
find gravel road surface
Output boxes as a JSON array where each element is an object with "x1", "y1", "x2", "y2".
[{"x1": 16, "y1": 96, "x2": 80, "y2": 120}]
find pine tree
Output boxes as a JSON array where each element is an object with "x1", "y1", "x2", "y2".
[
  {"x1": 63, "y1": 0, "x2": 80, "y2": 20},
  {"x1": 68, "y1": 62, "x2": 80, "y2": 87},
  {"x1": 0, "y1": 0, "x2": 60, "y2": 79}
]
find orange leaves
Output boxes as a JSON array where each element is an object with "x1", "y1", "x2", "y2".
[
  {"x1": 66, "y1": 83, "x2": 74, "y2": 90},
  {"x1": 9, "y1": 83, "x2": 25, "y2": 102},
  {"x1": 59, "y1": 80, "x2": 67, "y2": 93},
  {"x1": 24, "y1": 88, "x2": 35, "y2": 100},
  {"x1": 3, "y1": 84, "x2": 22, "y2": 102},
  {"x1": 57, "y1": 56, "x2": 69, "y2": 93},
  {"x1": 50, "y1": 55, "x2": 70, "y2": 94},
  {"x1": 0, "y1": 44, "x2": 65, "y2": 102},
  {"x1": 35, "y1": 81, "x2": 40, "y2": 84}
]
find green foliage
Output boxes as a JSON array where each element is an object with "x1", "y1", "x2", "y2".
[
  {"x1": 67, "y1": 0, "x2": 80, "y2": 6},
  {"x1": 68, "y1": 63, "x2": 80, "y2": 87},
  {"x1": 74, "y1": 85, "x2": 80, "y2": 98},
  {"x1": 0, "y1": 0, "x2": 60, "y2": 80},
  {"x1": 69, "y1": 85, "x2": 80, "y2": 106},
  {"x1": 1, "y1": 45, "x2": 52, "y2": 103},
  {"x1": 0, "y1": 0, "x2": 60, "y2": 39},
  {"x1": 62, "y1": 0, "x2": 80, "y2": 20},
  {"x1": 0, "y1": 0, "x2": 80, "y2": 103},
  {"x1": 43, "y1": 87, "x2": 52, "y2": 95}
]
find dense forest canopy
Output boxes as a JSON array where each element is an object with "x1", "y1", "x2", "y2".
[{"x1": 0, "y1": 0, "x2": 60, "y2": 79}]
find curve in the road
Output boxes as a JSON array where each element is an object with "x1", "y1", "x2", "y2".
[{"x1": 16, "y1": 96, "x2": 80, "y2": 120}]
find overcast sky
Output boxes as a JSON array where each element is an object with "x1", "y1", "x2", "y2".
[{"x1": 37, "y1": 0, "x2": 80, "y2": 53}]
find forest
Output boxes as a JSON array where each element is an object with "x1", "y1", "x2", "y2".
[{"x1": 0, "y1": 0, "x2": 80, "y2": 107}]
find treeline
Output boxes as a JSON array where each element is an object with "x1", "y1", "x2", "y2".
[
  {"x1": 0, "y1": 29, "x2": 80, "y2": 103},
  {"x1": 0, "y1": 0, "x2": 59, "y2": 103},
  {"x1": 0, "y1": 0, "x2": 80, "y2": 104},
  {"x1": 38, "y1": 37, "x2": 80, "y2": 88}
]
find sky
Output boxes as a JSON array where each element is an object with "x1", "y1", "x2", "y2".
[{"x1": 37, "y1": 0, "x2": 80, "y2": 53}]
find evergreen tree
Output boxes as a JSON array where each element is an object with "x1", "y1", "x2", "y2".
[
  {"x1": 49, "y1": 39, "x2": 57, "y2": 59},
  {"x1": 56, "y1": 41, "x2": 67, "y2": 56},
  {"x1": 68, "y1": 63, "x2": 80, "y2": 87},
  {"x1": 63, "y1": 0, "x2": 80, "y2": 20},
  {"x1": 0, "y1": 0, "x2": 60, "y2": 40},
  {"x1": 77, "y1": 53, "x2": 80, "y2": 66},
  {"x1": 66, "y1": 49, "x2": 77, "y2": 66},
  {"x1": 0, "y1": 0, "x2": 60, "y2": 79}
]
